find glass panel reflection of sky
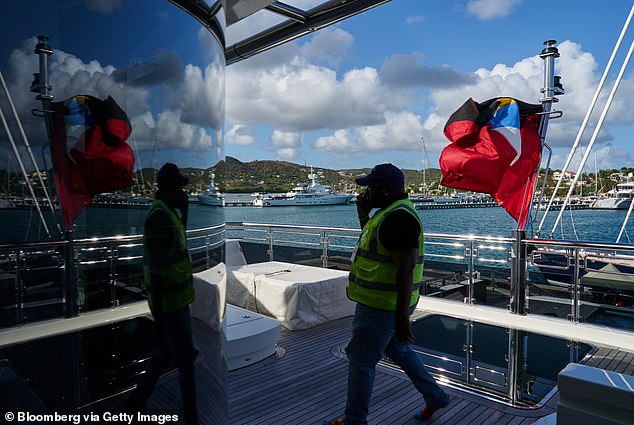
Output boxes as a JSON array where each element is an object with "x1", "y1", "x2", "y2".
[
  {"x1": 0, "y1": 1, "x2": 226, "y2": 241},
  {"x1": 1, "y1": 0, "x2": 224, "y2": 171}
]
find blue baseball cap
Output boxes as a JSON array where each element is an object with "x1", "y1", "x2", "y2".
[{"x1": 355, "y1": 163, "x2": 404, "y2": 189}]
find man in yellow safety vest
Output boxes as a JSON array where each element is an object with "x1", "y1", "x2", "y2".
[
  {"x1": 127, "y1": 163, "x2": 198, "y2": 425},
  {"x1": 326, "y1": 163, "x2": 449, "y2": 425}
]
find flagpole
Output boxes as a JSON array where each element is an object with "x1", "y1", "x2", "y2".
[
  {"x1": 510, "y1": 40, "x2": 564, "y2": 316},
  {"x1": 523, "y1": 40, "x2": 563, "y2": 231},
  {"x1": 32, "y1": 36, "x2": 79, "y2": 317}
]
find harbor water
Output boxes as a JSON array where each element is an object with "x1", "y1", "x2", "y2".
[{"x1": 1, "y1": 201, "x2": 633, "y2": 245}]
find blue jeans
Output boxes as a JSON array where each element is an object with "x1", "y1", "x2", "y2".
[
  {"x1": 127, "y1": 305, "x2": 198, "y2": 425},
  {"x1": 344, "y1": 303, "x2": 449, "y2": 425}
]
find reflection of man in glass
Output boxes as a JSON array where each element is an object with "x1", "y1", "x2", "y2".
[{"x1": 127, "y1": 163, "x2": 198, "y2": 425}]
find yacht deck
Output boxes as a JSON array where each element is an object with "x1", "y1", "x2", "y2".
[{"x1": 147, "y1": 314, "x2": 634, "y2": 425}]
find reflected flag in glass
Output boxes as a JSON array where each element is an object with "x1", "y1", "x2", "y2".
[
  {"x1": 50, "y1": 95, "x2": 134, "y2": 228},
  {"x1": 439, "y1": 97, "x2": 543, "y2": 229}
]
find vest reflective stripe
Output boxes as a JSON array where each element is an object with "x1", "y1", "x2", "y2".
[
  {"x1": 354, "y1": 248, "x2": 424, "y2": 264},
  {"x1": 348, "y1": 273, "x2": 423, "y2": 292},
  {"x1": 143, "y1": 199, "x2": 194, "y2": 313},
  {"x1": 347, "y1": 198, "x2": 424, "y2": 311}
]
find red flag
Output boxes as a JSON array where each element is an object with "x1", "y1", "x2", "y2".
[
  {"x1": 50, "y1": 95, "x2": 134, "y2": 228},
  {"x1": 50, "y1": 101, "x2": 89, "y2": 229},
  {"x1": 439, "y1": 97, "x2": 543, "y2": 229}
]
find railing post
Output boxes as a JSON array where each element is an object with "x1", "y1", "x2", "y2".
[
  {"x1": 467, "y1": 240, "x2": 475, "y2": 304},
  {"x1": 109, "y1": 240, "x2": 119, "y2": 307},
  {"x1": 569, "y1": 248, "x2": 581, "y2": 323},
  {"x1": 65, "y1": 231, "x2": 79, "y2": 317},
  {"x1": 266, "y1": 226, "x2": 274, "y2": 261},
  {"x1": 205, "y1": 233, "x2": 211, "y2": 269},
  {"x1": 507, "y1": 329, "x2": 525, "y2": 405},
  {"x1": 15, "y1": 249, "x2": 23, "y2": 325},
  {"x1": 321, "y1": 231, "x2": 329, "y2": 268},
  {"x1": 509, "y1": 230, "x2": 527, "y2": 315}
]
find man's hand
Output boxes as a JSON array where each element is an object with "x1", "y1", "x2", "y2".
[
  {"x1": 356, "y1": 189, "x2": 372, "y2": 214},
  {"x1": 395, "y1": 315, "x2": 414, "y2": 344},
  {"x1": 356, "y1": 189, "x2": 372, "y2": 227}
]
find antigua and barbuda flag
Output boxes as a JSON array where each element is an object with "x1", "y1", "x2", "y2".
[
  {"x1": 439, "y1": 97, "x2": 543, "y2": 229},
  {"x1": 50, "y1": 95, "x2": 134, "y2": 229}
]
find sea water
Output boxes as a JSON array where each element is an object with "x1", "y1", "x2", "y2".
[{"x1": 0, "y1": 202, "x2": 632, "y2": 244}]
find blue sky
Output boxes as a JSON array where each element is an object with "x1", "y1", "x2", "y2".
[
  {"x1": 3, "y1": 0, "x2": 634, "y2": 175},
  {"x1": 225, "y1": 0, "x2": 634, "y2": 173}
]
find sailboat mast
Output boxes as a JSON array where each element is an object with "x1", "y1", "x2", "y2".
[
  {"x1": 538, "y1": 4, "x2": 634, "y2": 237},
  {"x1": 549, "y1": 31, "x2": 634, "y2": 238},
  {"x1": 421, "y1": 137, "x2": 427, "y2": 195}
]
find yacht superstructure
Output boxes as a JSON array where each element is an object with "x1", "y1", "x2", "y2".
[
  {"x1": 253, "y1": 170, "x2": 352, "y2": 206},
  {"x1": 591, "y1": 182, "x2": 634, "y2": 209}
]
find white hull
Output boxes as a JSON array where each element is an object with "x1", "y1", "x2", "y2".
[
  {"x1": 198, "y1": 194, "x2": 224, "y2": 206},
  {"x1": 590, "y1": 197, "x2": 631, "y2": 209},
  {"x1": 254, "y1": 194, "x2": 351, "y2": 207}
]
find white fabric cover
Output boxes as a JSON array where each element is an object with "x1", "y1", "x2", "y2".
[
  {"x1": 191, "y1": 263, "x2": 227, "y2": 333},
  {"x1": 226, "y1": 261, "x2": 355, "y2": 330},
  {"x1": 225, "y1": 239, "x2": 247, "y2": 266}
]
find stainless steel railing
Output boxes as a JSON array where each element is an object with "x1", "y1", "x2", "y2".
[{"x1": 2, "y1": 221, "x2": 634, "y2": 331}]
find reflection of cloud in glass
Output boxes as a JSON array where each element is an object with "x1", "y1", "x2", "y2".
[
  {"x1": 164, "y1": 62, "x2": 224, "y2": 129},
  {"x1": 85, "y1": 0, "x2": 122, "y2": 15},
  {"x1": 112, "y1": 50, "x2": 182, "y2": 87},
  {"x1": 130, "y1": 110, "x2": 213, "y2": 153},
  {"x1": 5, "y1": 38, "x2": 222, "y2": 157}
]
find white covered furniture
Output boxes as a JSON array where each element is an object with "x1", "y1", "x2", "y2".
[
  {"x1": 192, "y1": 263, "x2": 280, "y2": 370},
  {"x1": 191, "y1": 263, "x2": 227, "y2": 333},
  {"x1": 557, "y1": 363, "x2": 634, "y2": 425},
  {"x1": 227, "y1": 261, "x2": 355, "y2": 330}
]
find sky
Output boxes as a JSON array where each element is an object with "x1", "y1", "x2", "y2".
[
  {"x1": 2, "y1": 0, "x2": 634, "y2": 176},
  {"x1": 224, "y1": 0, "x2": 634, "y2": 173}
]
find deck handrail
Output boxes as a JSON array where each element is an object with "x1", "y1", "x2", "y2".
[{"x1": 3, "y1": 222, "x2": 634, "y2": 330}]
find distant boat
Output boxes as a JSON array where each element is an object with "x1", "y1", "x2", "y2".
[
  {"x1": 198, "y1": 173, "x2": 224, "y2": 207},
  {"x1": 591, "y1": 182, "x2": 634, "y2": 209},
  {"x1": 253, "y1": 169, "x2": 353, "y2": 207},
  {"x1": 409, "y1": 194, "x2": 434, "y2": 203}
]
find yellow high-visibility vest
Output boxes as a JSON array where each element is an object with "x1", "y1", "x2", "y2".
[
  {"x1": 143, "y1": 199, "x2": 194, "y2": 313},
  {"x1": 348, "y1": 198, "x2": 424, "y2": 311}
]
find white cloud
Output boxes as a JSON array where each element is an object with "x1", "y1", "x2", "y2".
[
  {"x1": 270, "y1": 130, "x2": 302, "y2": 159},
  {"x1": 380, "y1": 52, "x2": 476, "y2": 88},
  {"x1": 420, "y1": 41, "x2": 622, "y2": 153},
  {"x1": 314, "y1": 111, "x2": 425, "y2": 154},
  {"x1": 299, "y1": 28, "x2": 353, "y2": 66},
  {"x1": 405, "y1": 15, "x2": 426, "y2": 25},
  {"x1": 227, "y1": 57, "x2": 394, "y2": 131},
  {"x1": 226, "y1": 125, "x2": 256, "y2": 145},
  {"x1": 225, "y1": 28, "x2": 634, "y2": 172},
  {"x1": 314, "y1": 129, "x2": 363, "y2": 155},
  {"x1": 129, "y1": 110, "x2": 213, "y2": 153},
  {"x1": 164, "y1": 62, "x2": 224, "y2": 129},
  {"x1": 568, "y1": 144, "x2": 634, "y2": 172},
  {"x1": 466, "y1": 0, "x2": 522, "y2": 20},
  {"x1": 5, "y1": 37, "x2": 219, "y2": 160}
]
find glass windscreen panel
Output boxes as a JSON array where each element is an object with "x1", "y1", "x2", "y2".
[
  {"x1": 406, "y1": 314, "x2": 592, "y2": 407},
  {"x1": 0, "y1": 1, "x2": 225, "y2": 324}
]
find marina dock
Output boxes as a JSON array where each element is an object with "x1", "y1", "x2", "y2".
[{"x1": 414, "y1": 201, "x2": 499, "y2": 210}]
